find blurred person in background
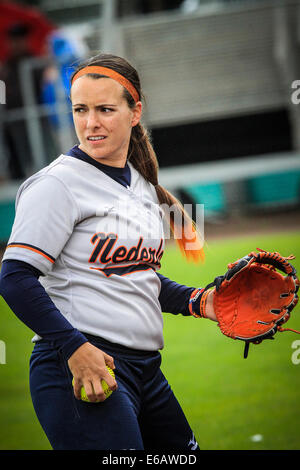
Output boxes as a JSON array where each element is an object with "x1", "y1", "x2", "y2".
[
  {"x1": 0, "y1": 1, "x2": 54, "y2": 180},
  {"x1": 41, "y1": 30, "x2": 87, "y2": 132},
  {"x1": 0, "y1": 22, "x2": 43, "y2": 179},
  {"x1": 0, "y1": 0, "x2": 54, "y2": 64}
]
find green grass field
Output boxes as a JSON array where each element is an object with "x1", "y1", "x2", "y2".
[{"x1": 0, "y1": 230, "x2": 300, "y2": 450}]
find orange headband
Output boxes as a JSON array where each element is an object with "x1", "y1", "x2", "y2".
[{"x1": 71, "y1": 66, "x2": 140, "y2": 103}]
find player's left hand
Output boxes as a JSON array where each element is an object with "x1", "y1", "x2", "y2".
[
  {"x1": 204, "y1": 290, "x2": 217, "y2": 322},
  {"x1": 205, "y1": 248, "x2": 300, "y2": 357}
]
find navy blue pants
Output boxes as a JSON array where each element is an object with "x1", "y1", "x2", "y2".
[{"x1": 29, "y1": 334, "x2": 200, "y2": 451}]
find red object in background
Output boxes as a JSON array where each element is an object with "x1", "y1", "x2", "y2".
[{"x1": 0, "y1": 0, "x2": 56, "y2": 62}]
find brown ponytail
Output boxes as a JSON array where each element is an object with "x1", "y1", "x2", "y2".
[
  {"x1": 71, "y1": 53, "x2": 204, "y2": 262},
  {"x1": 128, "y1": 122, "x2": 204, "y2": 263}
]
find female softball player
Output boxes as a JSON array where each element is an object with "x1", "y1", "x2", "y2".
[{"x1": 0, "y1": 53, "x2": 216, "y2": 450}]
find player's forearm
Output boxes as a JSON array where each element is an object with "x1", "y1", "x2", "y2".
[
  {"x1": 0, "y1": 260, "x2": 88, "y2": 359},
  {"x1": 157, "y1": 273, "x2": 217, "y2": 320},
  {"x1": 157, "y1": 272, "x2": 195, "y2": 316}
]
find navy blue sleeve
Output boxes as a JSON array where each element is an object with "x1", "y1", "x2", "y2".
[
  {"x1": 157, "y1": 272, "x2": 196, "y2": 316},
  {"x1": 0, "y1": 260, "x2": 88, "y2": 360}
]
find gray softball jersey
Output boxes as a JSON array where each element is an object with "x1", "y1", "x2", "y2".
[{"x1": 3, "y1": 155, "x2": 166, "y2": 351}]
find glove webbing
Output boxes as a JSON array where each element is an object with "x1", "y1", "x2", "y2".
[{"x1": 244, "y1": 326, "x2": 300, "y2": 358}]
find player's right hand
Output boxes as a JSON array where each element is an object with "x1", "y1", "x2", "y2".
[{"x1": 68, "y1": 342, "x2": 118, "y2": 402}]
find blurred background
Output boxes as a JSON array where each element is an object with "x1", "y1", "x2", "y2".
[
  {"x1": 0, "y1": 0, "x2": 299, "y2": 241},
  {"x1": 0, "y1": 0, "x2": 300, "y2": 451}
]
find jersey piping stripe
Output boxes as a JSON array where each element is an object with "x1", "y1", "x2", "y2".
[
  {"x1": 90, "y1": 264, "x2": 153, "y2": 278},
  {"x1": 6, "y1": 243, "x2": 55, "y2": 263}
]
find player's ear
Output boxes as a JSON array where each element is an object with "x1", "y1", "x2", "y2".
[{"x1": 131, "y1": 101, "x2": 142, "y2": 127}]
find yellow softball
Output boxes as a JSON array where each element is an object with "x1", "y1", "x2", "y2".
[{"x1": 72, "y1": 366, "x2": 115, "y2": 402}]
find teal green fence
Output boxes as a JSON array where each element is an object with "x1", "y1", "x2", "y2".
[
  {"x1": 246, "y1": 171, "x2": 300, "y2": 207},
  {"x1": 0, "y1": 200, "x2": 15, "y2": 244},
  {"x1": 182, "y1": 181, "x2": 226, "y2": 217}
]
